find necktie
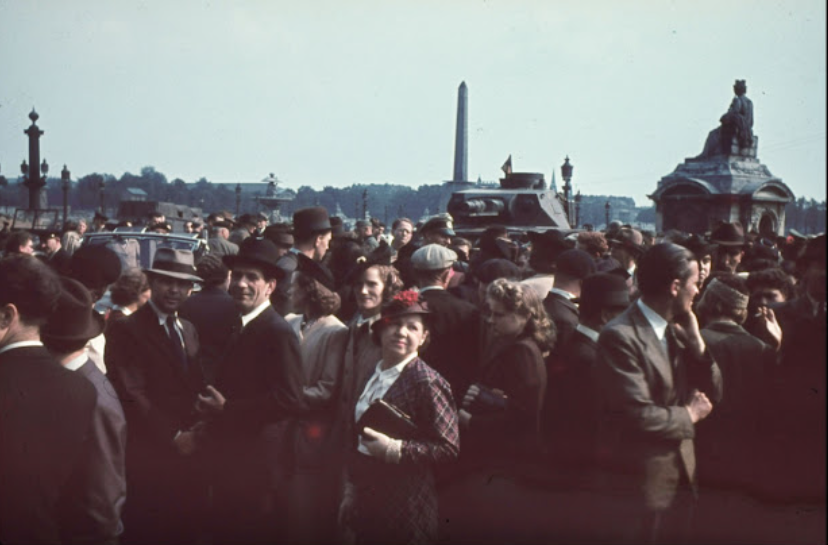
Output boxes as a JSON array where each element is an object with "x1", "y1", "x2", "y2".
[
  {"x1": 666, "y1": 325, "x2": 679, "y2": 371},
  {"x1": 166, "y1": 315, "x2": 188, "y2": 371}
]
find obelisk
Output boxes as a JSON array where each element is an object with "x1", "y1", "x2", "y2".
[{"x1": 452, "y1": 81, "x2": 468, "y2": 183}]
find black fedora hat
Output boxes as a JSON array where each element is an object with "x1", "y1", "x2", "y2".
[
  {"x1": 223, "y1": 237, "x2": 286, "y2": 281},
  {"x1": 42, "y1": 277, "x2": 105, "y2": 343},
  {"x1": 528, "y1": 229, "x2": 572, "y2": 260},
  {"x1": 293, "y1": 207, "x2": 331, "y2": 237},
  {"x1": 710, "y1": 221, "x2": 745, "y2": 247},
  {"x1": 145, "y1": 248, "x2": 203, "y2": 283},
  {"x1": 296, "y1": 253, "x2": 336, "y2": 291},
  {"x1": 69, "y1": 245, "x2": 122, "y2": 290}
]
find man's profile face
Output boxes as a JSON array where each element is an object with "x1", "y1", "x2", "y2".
[
  {"x1": 672, "y1": 261, "x2": 700, "y2": 317},
  {"x1": 314, "y1": 232, "x2": 332, "y2": 261}
]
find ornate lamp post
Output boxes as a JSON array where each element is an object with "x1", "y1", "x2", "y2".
[
  {"x1": 605, "y1": 200, "x2": 612, "y2": 228},
  {"x1": 574, "y1": 190, "x2": 582, "y2": 229},
  {"x1": 561, "y1": 156, "x2": 574, "y2": 226},
  {"x1": 23, "y1": 110, "x2": 46, "y2": 210},
  {"x1": 235, "y1": 183, "x2": 242, "y2": 217},
  {"x1": 61, "y1": 165, "x2": 71, "y2": 226}
]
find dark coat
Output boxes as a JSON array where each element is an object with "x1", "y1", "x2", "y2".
[
  {"x1": 697, "y1": 321, "x2": 773, "y2": 489},
  {"x1": 348, "y1": 357, "x2": 459, "y2": 545},
  {"x1": 0, "y1": 346, "x2": 97, "y2": 545},
  {"x1": 180, "y1": 286, "x2": 238, "y2": 383},
  {"x1": 47, "y1": 247, "x2": 72, "y2": 275},
  {"x1": 543, "y1": 291, "x2": 579, "y2": 353},
  {"x1": 63, "y1": 359, "x2": 128, "y2": 544},
  {"x1": 419, "y1": 288, "x2": 481, "y2": 401},
  {"x1": 596, "y1": 303, "x2": 723, "y2": 511}
]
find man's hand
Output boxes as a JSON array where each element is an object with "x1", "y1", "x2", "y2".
[
  {"x1": 173, "y1": 430, "x2": 198, "y2": 456},
  {"x1": 196, "y1": 385, "x2": 226, "y2": 414},
  {"x1": 685, "y1": 389, "x2": 713, "y2": 424},
  {"x1": 673, "y1": 311, "x2": 706, "y2": 359},
  {"x1": 462, "y1": 384, "x2": 480, "y2": 409},
  {"x1": 754, "y1": 306, "x2": 782, "y2": 351},
  {"x1": 362, "y1": 427, "x2": 402, "y2": 463}
]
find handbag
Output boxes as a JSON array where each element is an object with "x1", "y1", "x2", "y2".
[{"x1": 357, "y1": 399, "x2": 418, "y2": 440}]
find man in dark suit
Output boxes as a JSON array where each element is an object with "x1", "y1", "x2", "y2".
[
  {"x1": 411, "y1": 244, "x2": 481, "y2": 402},
  {"x1": 197, "y1": 237, "x2": 306, "y2": 544},
  {"x1": 180, "y1": 254, "x2": 237, "y2": 383},
  {"x1": 543, "y1": 248, "x2": 597, "y2": 353},
  {"x1": 0, "y1": 255, "x2": 97, "y2": 545},
  {"x1": 596, "y1": 243, "x2": 723, "y2": 544},
  {"x1": 545, "y1": 272, "x2": 630, "y2": 487},
  {"x1": 105, "y1": 248, "x2": 207, "y2": 545},
  {"x1": 41, "y1": 230, "x2": 72, "y2": 274},
  {"x1": 43, "y1": 277, "x2": 128, "y2": 545}
]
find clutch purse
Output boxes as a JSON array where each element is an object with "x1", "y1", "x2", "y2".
[
  {"x1": 468, "y1": 383, "x2": 509, "y2": 415},
  {"x1": 357, "y1": 399, "x2": 418, "y2": 440}
]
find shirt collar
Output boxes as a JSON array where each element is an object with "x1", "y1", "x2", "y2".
[
  {"x1": 64, "y1": 352, "x2": 89, "y2": 371},
  {"x1": 241, "y1": 299, "x2": 271, "y2": 328},
  {"x1": 354, "y1": 312, "x2": 381, "y2": 328},
  {"x1": 374, "y1": 352, "x2": 419, "y2": 377},
  {"x1": 549, "y1": 287, "x2": 576, "y2": 300},
  {"x1": 0, "y1": 340, "x2": 44, "y2": 356},
  {"x1": 575, "y1": 323, "x2": 599, "y2": 342},
  {"x1": 637, "y1": 299, "x2": 669, "y2": 342}
]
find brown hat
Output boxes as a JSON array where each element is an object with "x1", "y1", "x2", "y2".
[
  {"x1": 709, "y1": 221, "x2": 745, "y2": 247},
  {"x1": 42, "y1": 277, "x2": 105, "y2": 343},
  {"x1": 223, "y1": 237, "x2": 286, "y2": 281},
  {"x1": 293, "y1": 207, "x2": 331, "y2": 237},
  {"x1": 610, "y1": 227, "x2": 645, "y2": 257},
  {"x1": 146, "y1": 248, "x2": 203, "y2": 283}
]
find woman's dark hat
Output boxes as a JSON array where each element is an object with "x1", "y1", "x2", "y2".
[
  {"x1": 709, "y1": 221, "x2": 745, "y2": 247},
  {"x1": 223, "y1": 237, "x2": 286, "y2": 281},
  {"x1": 371, "y1": 290, "x2": 430, "y2": 336},
  {"x1": 292, "y1": 207, "x2": 331, "y2": 237},
  {"x1": 145, "y1": 248, "x2": 203, "y2": 283},
  {"x1": 42, "y1": 277, "x2": 105, "y2": 343},
  {"x1": 69, "y1": 245, "x2": 122, "y2": 290},
  {"x1": 296, "y1": 253, "x2": 336, "y2": 291}
]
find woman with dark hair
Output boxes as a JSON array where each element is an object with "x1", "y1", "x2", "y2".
[
  {"x1": 107, "y1": 267, "x2": 151, "y2": 324},
  {"x1": 283, "y1": 255, "x2": 349, "y2": 544},
  {"x1": 339, "y1": 290, "x2": 459, "y2": 544}
]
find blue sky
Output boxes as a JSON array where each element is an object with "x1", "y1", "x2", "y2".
[{"x1": 1, "y1": 0, "x2": 825, "y2": 206}]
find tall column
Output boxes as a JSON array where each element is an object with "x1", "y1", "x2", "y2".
[
  {"x1": 452, "y1": 81, "x2": 468, "y2": 183},
  {"x1": 23, "y1": 109, "x2": 45, "y2": 210}
]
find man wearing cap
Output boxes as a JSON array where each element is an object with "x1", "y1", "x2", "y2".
[
  {"x1": 42, "y1": 277, "x2": 128, "y2": 545},
  {"x1": 421, "y1": 216, "x2": 455, "y2": 248},
  {"x1": 42, "y1": 230, "x2": 72, "y2": 274},
  {"x1": 710, "y1": 221, "x2": 746, "y2": 275},
  {"x1": 595, "y1": 243, "x2": 722, "y2": 544},
  {"x1": 230, "y1": 214, "x2": 257, "y2": 246},
  {"x1": 411, "y1": 244, "x2": 481, "y2": 401},
  {"x1": 92, "y1": 212, "x2": 109, "y2": 233},
  {"x1": 355, "y1": 219, "x2": 379, "y2": 254},
  {"x1": 544, "y1": 273, "x2": 630, "y2": 488},
  {"x1": 543, "y1": 249, "x2": 597, "y2": 354},
  {"x1": 208, "y1": 219, "x2": 240, "y2": 257},
  {"x1": 522, "y1": 230, "x2": 572, "y2": 300},
  {"x1": 197, "y1": 237, "x2": 306, "y2": 543},
  {"x1": 610, "y1": 227, "x2": 646, "y2": 298},
  {"x1": 0, "y1": 255, "x2": 98, "y2": 545},
  {"x1": 105, "y1": 248, "x2": 207, "y2": 545}
]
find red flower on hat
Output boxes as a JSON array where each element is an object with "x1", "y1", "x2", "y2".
[{"x1": 393, "y1": 290, "x2": 420, "y2": 307}]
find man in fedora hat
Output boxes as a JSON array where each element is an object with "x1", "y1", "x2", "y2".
[
  {"x1": 42, "y1": 277, "x2": 127, "y2": 545},
  {"x1": 263, "y1": 223, "x2": 298, "y2": 316},
  {"x1": 105, "y1": 247, "x2": 207, "y2": 545},
  {"x1": 197, "y1": 237, "x2": 306, "y2": 543},
  {"x1": 710, "y1": 221, "x2": 746, "y2": 275},
  {"x1": 292, "y1": 206, "x2": 333, "y2": 262},
  {"x1": 41, "y1": 230, "x2": 72, "y2": 275},
  {"x1": 610, "y1": 227, "x2": 646, "y2": 297},
  {"x1": 230, "y1": 213, "x2": 257, "y2": 246},
  {"x1": 208, "y1": 219, "x2": 240, "y2": 258},
  {"x1": 0, "y1": 255, "x2": 98, "y2": 544}
]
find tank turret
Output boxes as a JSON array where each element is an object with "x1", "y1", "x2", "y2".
[{"x1": 446, "y1": 172, "x2": 571, "y2": 236}]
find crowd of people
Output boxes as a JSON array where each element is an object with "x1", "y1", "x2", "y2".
[{"x1": 0, "y1": 205, "x2": 824, "y2": 545}]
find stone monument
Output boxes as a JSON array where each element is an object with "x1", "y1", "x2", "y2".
[{"x1": 650, "y1": 80, "x2": 794, "y2": 237}]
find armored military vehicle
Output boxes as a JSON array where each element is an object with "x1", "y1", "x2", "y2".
[{"x1": 446, "y1": 172, "x2": 571, "y2": 237}]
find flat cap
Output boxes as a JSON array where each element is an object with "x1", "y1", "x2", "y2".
[{"x1": 412, "y1": 244, "x2": 457, "y2": 270}]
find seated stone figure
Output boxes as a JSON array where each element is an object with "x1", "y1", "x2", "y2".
[{"x1": 699, "y1": 79, "x2": 755, "y2": 158}]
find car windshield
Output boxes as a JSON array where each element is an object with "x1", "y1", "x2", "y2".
[{"x1": 81, "y1": 232, "x2": 206, "y2": 271}]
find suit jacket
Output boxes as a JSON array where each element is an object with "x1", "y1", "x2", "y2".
[
  {"x1": 419, "y1": 288, "x2": 481, "y2": 400},
  {"x1": 105, "y1": 304, "x2": 203, "y2": 457},
  {"x1": 596, "y1": 304, "x2": 722, "y2": 510},
  {"x1": 0, "y1": 346, "x2": 97, "y2": 545},
  {"x1": 61, "y1": 359, "x2": 127, "y2": 544},
  {"x1": 180, "y1": 286, "x2": 238, "y2": 383},
  {"x1": 543, "y1": 291, "x2": 579, "y2": 353},
  {"x1": 208, "y1": 236, "x2": 239, "y2": 257}
]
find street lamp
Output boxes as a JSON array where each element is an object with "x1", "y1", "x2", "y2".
[
  {"x1": 99, "y1": 180, "x2": 106, "y2": 214},
  {"x1": 235, "y1": 183, "x2": 242, "y2": 217},
  {"x1": 561, "y1": 156, "x2": 574, "y2": 225},
  {"x1": 605, "y1": 200, "x2": 611, "y2": 229},
  {"x1": 574, "y1": 190, "x2": 582, "y2": 229},
  {"x1": 61, "y1": 165, "x2": 71, "y2": 226}
]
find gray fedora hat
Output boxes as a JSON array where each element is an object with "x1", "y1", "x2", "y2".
[{"x1": 145, "y1": 247, "x2": 203, "y2": 283}]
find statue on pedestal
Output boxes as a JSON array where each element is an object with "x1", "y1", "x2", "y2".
[{"x1": 698, "y1": 79, "x2": 754, "y2": 158}]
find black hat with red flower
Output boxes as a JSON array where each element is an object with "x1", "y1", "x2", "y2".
[{"x1": 370, "y1": 289, "x2": 430, "y2": 338}]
